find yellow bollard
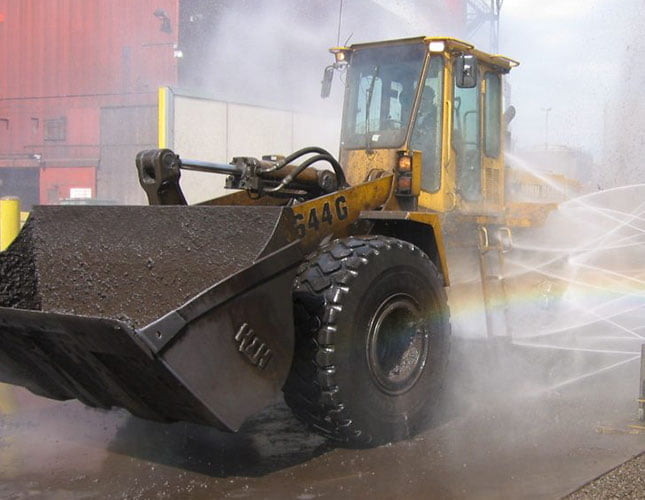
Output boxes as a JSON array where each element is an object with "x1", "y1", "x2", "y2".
[
  {"x1": 0, "y1": 197, "x2": 20, "y2": 413},
  {"x1": 0, "y1": 197, "x2": 21, "y2": 251}
]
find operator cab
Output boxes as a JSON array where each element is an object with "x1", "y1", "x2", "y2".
[{"x1": 325, "y1": 37, "x2": 518, "y2": 214}]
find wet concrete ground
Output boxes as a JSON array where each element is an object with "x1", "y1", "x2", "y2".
[{"x1": 0, "y1": 335, "x2": 643, "y2": 499}]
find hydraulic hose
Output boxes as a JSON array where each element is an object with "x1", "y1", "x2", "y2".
[
  {"x1": 265, "y1": 154, "x2": 334, "y2": 193},
  {"x1": 263, "y1": 147, "x2": 348, "y2": 191}
]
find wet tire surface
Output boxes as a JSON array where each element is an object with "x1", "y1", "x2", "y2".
[{"x1": 284, "y1": 236, "x2": 450, "y2": 447}]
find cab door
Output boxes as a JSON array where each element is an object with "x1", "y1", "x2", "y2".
[
  {"x1": 453, "y1": 62, "x2": 482, "y2": 204},
  {"x1": 452, "y1": 58, "x2": 505, "y2": 212},
  {"x1": 480, "y1": 70, "x2": 504, "y2": 210},
  {"x1": 410, "y1": 56, "x2": 445, "y2": 201}
]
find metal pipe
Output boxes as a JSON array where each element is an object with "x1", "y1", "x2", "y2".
[
  {"x1": 0, "y1": 197, "x2": 21, "y2": 251},
  {"x1": 638, "y1": 344, "x2": 645, "y2": 422},
  {"x1": 180, "y1": 154, "x2": 339, "y2": 195},
  {"x1": 179, "y1": 158, "x2": 243, "y2": 176},
  {"x1": 260, "y1": 162, "x2": 324, "y2": 185}
]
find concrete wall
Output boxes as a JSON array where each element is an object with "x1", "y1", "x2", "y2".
[{"x1": 164, "y1": 88, "x2": 340, "y2": 203}]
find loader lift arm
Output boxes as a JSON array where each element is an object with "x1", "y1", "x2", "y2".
[{"x1": 136, "y1": 147, "x2": 348, "y2": 206}]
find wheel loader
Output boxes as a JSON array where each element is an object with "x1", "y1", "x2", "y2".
[{"x1": 0, "y1": 37, "x2": 555, "y2": 447}]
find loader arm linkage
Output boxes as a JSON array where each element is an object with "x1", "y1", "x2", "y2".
[{"x1": 136, "y1": 148, "x2": 347, "y2": 205}]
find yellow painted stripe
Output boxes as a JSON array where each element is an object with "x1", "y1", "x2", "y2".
[{"x1": 158, "y1": 87, "x2": 167, "y2": 148}]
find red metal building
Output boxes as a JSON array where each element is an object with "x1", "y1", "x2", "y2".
[
  {"x1": 0, "y1": 0, "x2": 179, "y2": 207},
  {"x1": 0, "y1": 0, "x2": 467, "y2": 207}
]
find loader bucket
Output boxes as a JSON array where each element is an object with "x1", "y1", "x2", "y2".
[{"x1": 0, "y1": 205, "x2": 302, "y2": 431}]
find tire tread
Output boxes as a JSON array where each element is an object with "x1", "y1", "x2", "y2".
[{"x1": 283, "y1": 236, "x2": 449, "y2": 447}]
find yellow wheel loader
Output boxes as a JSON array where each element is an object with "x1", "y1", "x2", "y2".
[{"x1": 0, "y1": 37, "x2": 553, "y2": 447}]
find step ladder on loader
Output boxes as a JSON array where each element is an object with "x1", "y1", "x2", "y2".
[{"x1": 478, "y1": 225, "x2": 513, "y2": 339}]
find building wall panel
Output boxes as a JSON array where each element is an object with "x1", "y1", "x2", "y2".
[
  {"x1": 98, "y1": 104, "x2": 157, "y2": 205},
  {"x1": 167, "y1": 89, "x2": 340, "y2": 204},
  {"x1": 39, "y1": 166, "x2": 96, "y2": 203},
  {"x1": 0, "y1": 0, "x2": 179, "y2": 100},
  {"x1": 0, "y1": 0, "x2": 179, "y2": 204}
]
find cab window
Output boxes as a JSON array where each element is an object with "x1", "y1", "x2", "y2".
[
  {"x1": 410, "y1": 56, "x2": 444, "y2": 192},
  {"x1": 341, "y1": 43, "x2": 426, "y2": 149},
  {"x1": 484, "y1": 72, "x2": 501, "y2": 158}
]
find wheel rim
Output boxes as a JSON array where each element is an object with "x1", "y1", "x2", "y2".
[{"x1": 366, "y1": 293, "x2": 430, "y2": 395}]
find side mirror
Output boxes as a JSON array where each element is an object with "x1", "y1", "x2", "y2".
[
  {"x1": 321, "y1": 66, "x2": 334, "y2": 99},
  {"x1": 504, "y1": 105, "x2": 517, "y2": 126},
  {"x1": 455, "y1": 54, "x2": 478, "y2": 89}
]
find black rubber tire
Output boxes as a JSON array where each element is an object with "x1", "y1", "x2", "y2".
[{"x1": 283, "y1": 235, "x2": 451, "y2": 447}]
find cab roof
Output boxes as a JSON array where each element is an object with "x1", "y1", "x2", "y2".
[{"x1": 336, "y1": 36, "x2": 519, "y2": 73}]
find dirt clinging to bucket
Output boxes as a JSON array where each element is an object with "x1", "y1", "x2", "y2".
[{"x1": 0, "y1": 205, "x2": 287, "y2": 328}]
